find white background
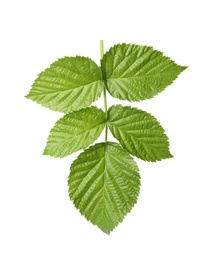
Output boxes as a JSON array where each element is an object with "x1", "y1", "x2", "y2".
[{"x1": 0, "y1": 0, "x2": 218, "y2": 259}]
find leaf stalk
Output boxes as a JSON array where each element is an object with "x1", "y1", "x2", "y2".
[{"x1": 100, "y1": 40, "x2": 108, "y2": 142}]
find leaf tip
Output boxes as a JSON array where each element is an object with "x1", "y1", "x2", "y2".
[
  {"x1": 101, "y1": 229, "x2": 111, "y2": 235},
  {"x1": 24, "y1": 93, "x2": 30, "y2": 99},
  {"x1": 169, "y1": 153, "x2": 174, "y2": 159},
  {"x1": 97, "y1": 224, "x2": 115, "y2": 235},
  {"x1": 43, "y1": 149, "x2": 48, "y2": 156},
  {"x1": 181, "y1": 65, "x2": 188, "y2": 72},
  {"x1": 25, "y1": 92, "x2": 36, "y2": 101}
]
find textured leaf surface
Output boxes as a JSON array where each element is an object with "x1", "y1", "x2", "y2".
[
  {"x1": 108, "y1": 105, "x2": 172, "y2": 162},
  {"x1": 68, "y1": 142, "x2": 140, "y2": 234},
  {"x1": 26, "y1": 56, "x2": 104, "y2": 113},
  {"x1": 44, "y1": 107, "x2": 106, "y2": 158},
  {"x1": 101, "y1": 43, "x2": 187, "y2": 101}
]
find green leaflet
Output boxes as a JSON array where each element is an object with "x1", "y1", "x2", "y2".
[
  {"x1": 68, "y1": 142, "x2": 140, "y2": 234},
  {"x1": 44, "y1": 107, "x2": 106, "y2": 158},
  {"x1": 101, "y1": 43, "x2": 187, "y2": 101},
  {"x1": 108, "y1": 105, "x2": 173, "y2": 162},
  {"x1": 25, "y1": 56, "x2": 104, "y2": 113}
]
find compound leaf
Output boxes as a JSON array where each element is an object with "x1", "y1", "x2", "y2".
[
  {"x1": 68, "y1": 142, "x2": 140, "y2": 234},
  {"x1": 108, "y1": 105, "x2": 172, "y2": 162},
  {"x1": 101, "y1": 43, "x2": 187, "y2": 101},
  {"x1": 26, "y1": 56, "x2": 104, "y2": 113},
  {"x1": 44, "y1": 106, "x2": 106, "y2": 158}
]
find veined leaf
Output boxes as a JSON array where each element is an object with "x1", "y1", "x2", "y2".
[
  {"x1": 26, "y1": 56, "x2": 104, "y2": 113},
  {"x1": 101, "y1": 43, "x2": 187, "y2": 101},
  {"x1": 108, "y1": 105, "x2": 172, "y2": 162},
  {"x1": 44, "y1": 107, "x2": 106, "y2": 158},
  {"x1": 68, "y1": 142, "x2": 140, "y2": 234}
]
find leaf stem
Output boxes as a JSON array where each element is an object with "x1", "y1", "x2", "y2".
[
  {"x1": 100, "y1": 40, "x2": 108, "y2": 143},
  {"x1": 100, "y1": 40, "x2": 104, "y2": 60}
]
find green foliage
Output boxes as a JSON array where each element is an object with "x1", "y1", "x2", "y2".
[
  {"x1": 101, "y1": 43, "x2": 187, "y2": 101},
  {"x1": 25, "y1": 41, "x2": 187, "y2": 234},
  {"x1": 44, "y1": 107, "x2": 106, "y2": 158},
  {"x1": 68, "y1": 142, "x2": 140, "y2": 234},
  {"x1": 108, "y1": 105, "x2": 172, "y2": 162},
  {"x1": 25, "y1": 56, "x2": 104, "y2": 113}
]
